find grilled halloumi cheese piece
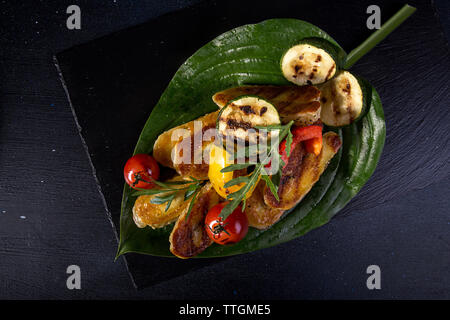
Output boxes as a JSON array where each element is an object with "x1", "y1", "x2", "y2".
[
  {"x1": 153, "y1": 111, "x2": 219, "y2": 179},
  {"x1": 132, "y1": 177, "x2": 190, "y2": 229},
  {"x1": 264, "y1": 132, "x2": 342, "y2": 210},
  {"x1": 245, "y1": 181, "x2": 285, "y2": 229},
  {"x1": 212, "y1": 85, "x2": 321, "y2": 126},
  {"x1": 245, "y1": 132, "x2": 341, "y2": 229},
  {"x1": 169, "y1": 182, "x2": 220, "y2": 259}
]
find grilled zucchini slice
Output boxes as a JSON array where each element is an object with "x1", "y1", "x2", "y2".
[
  {"x1": 319, "y1": 71, "x2": 370, "y2": 127},
  {"x1": 281, "y1": 38, "x2": 343, "y2": 86},
  {"x1": 217, "y1": 96, "x2": 280, "y2": 145}
]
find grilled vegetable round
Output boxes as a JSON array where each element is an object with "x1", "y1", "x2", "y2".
[
  {"x1": 216, "y1": 95, "x2": 280, "y2": 145},
  {"x1": 319, "y1": 71, "x2": 368, "y2": 127},
  {"x1": 281, "y1": 38, "x2": 340, "y2": 86}
]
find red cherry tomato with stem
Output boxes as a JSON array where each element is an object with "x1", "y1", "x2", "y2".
[
  {"x1": 124, "y1": 154, "x2": 160, "y2": 189},
  {"x1": 205, "y1": 202, "x2": 248, "y2": 245}
]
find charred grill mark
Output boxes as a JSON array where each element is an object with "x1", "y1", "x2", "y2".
[
  {"x1": 326, "y1": 63, "x2": 336, "y2": 80},
  {"x1": 299, "y1": 54, "x2": 304, "y2": 60},
  {"x1": 330, "y1": 88, "x2": 341, "y2": 115},
  {"x1": 264, "y1": 143, "x2": 306, "y2": 207},
  {"x1": 315, "y1": 55, "x2": 322, "y2": 62},
  {"x1": 242, "y1": 86, "x2": 263, "y2": 96},
  {"x1": 282, "y1": 142, "x2": 306, "y2": 177},
  {"x1": 302, "y1": 85, "x2": 321, "y2": 101},
  {"x1": 342, "y1": 82, "x2": 351, "y2": 94},
  {"x1": 276, "y1": 101, "x2": 291, "y2": 111},
  {"x1": 264, "y1": 86, "x2": 286, "y2": 99},
  {"x1": 253, "y1": 87, "x2": 263, "y2": 95},
  {"x1": 260, "y1": 107, "x2": 267, "y2": 116},
  {"x1": 226, "y1": 118, "x2": 252, "y2": 130},
  {"x1": 239, "y1": 105, "x2": 256, "y2": 115}
]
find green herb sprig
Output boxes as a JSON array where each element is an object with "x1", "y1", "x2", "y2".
[
  {"x1": 132, "y1": 176, "x2": 206, "y2": 220},
  {"x1": 218, "y1": 120, "x2": 294, "y2": 220}
]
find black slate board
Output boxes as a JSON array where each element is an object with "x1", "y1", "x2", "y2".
[{"x1": 55, "y1": 0, "x2": 450, "y2": 289}]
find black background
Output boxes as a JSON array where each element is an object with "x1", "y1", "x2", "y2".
[{"x1": 1, "y1": 0, "x2": 449, "y2": 299}]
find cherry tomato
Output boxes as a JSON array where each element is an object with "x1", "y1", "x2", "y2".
[
  {"x1": 123, "y1": 154, "x2": 160, "y2": 189},
  {"x1": 205, "y1": 202, "x2": 249, "y2": 245}
]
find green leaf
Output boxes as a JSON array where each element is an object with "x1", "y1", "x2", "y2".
[
  {"x1": 223, "y1": 176, "x2": 250, "y2": 188},
  {"x1": 150, "y1": 193, "x2": 175, "y2": 205},
  {"x1": 260, "y1": 170, "x2": 279, "y2": 201},
  {"x1": 184, "y1": 185, "x2": 198, "y2": 201},
  {"x1": 242, "y1": 198, "x2": 247, "y2": 212},
  {"x1": 254, "y1": 124, "x2": 285, "y2": 130},
  {"x1": 220, "y1": 163, "x2": 253, "y2": 173},
  {"x1": 184, "y1": 188, "x2": 201, "y2": 221},
  {"x1": 117, "y1": 19, "x2": 385, "y2": 259},
  {"x1": 132, "y1": 188, "x2": 172, "y2": 197},
  {"x1": 220, "y1": 168, "x2": 262, "y2": 220},
  {"x1": 271, "y1": 168, "x2": 282, "y2": 188},
  {"x1": 165, "y1": 198, "x2": 173, "y2": 212},
  {"x1": 285, "y1": 129, "x2": 293, "y2": 157}
]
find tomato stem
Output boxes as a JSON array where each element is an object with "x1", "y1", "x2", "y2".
[{"x1": 132, "y1": 171, "x2": 152, "y2": 187}]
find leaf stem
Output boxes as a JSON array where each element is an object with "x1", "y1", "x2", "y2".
[{"x1": 344, "y1": 4, "x2": 416, "y2": 69}]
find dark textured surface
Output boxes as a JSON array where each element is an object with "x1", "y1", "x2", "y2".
[{"x1": 0, "y1": 0, "x2": 449, "y2": 298}]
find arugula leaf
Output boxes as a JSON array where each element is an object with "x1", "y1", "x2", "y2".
[
  {"x1": 132, "y1": 188, "x2": 173, "y2": 196},
  {"x1": 132, "y1": 177, "x2": 206, "y2": 214},
  {"x1": 285, "y1": 128, "x2": 293, "y2": 157},
  {"x1": 184, "y1": 183, "x2": 200, "y2": 200},
  {"x1": 220, "y1": 170, "x2": 261, "y2": 219},
  {"x1": 218, "y1": 121, "x2": 294, "y2": 220},
  {"x1": 223, "y1": 176, "x2": 250, "y2": 188},
  {"x1": 254, "y1": 124, "x2": 285, "y2": 130},
  {"x1": 184, "y1": 187, "x2": 201, "y2": 221},
  {"x1": 150, "y1": 193, "x2": 176, "y2": 205},
  {"x1": 242, "y1": 198, "x2": 247, "y2": 212},
  {"x1": 220, "y1": 163, "x2": 254, "y2": 173},
  {"x1": 271, "y1": 167, "x2": 282, "y2": 189},
  {"x1": 165, "y1": 198, "x2": 174, "y2": 212},
  {"x1": 260, "y1": 168, "x2": 279, "y2": 201}
]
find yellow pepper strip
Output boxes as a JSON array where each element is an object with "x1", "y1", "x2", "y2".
[{"x1": 208, "y1": 143, "x2": 259, "y2": 200}]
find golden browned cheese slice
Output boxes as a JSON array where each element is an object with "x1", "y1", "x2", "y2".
[
  {"x1": 245, "y1": 180, "x2": 285, "y2": 229},
  {"x1": 169, "y1": 182, "x2": 220, "y2": 259},
  {"x1": 132, "y1": 176, "x2": 190, "y2": 229},
  {"x1": 152, "y1": 111, "x2": 219, "y2": 179},
  {"x1": 264, "y1": 132, "x2": 342, "y2": 210},
  {"x1": 212, "y1": 85, "x2": 321, "y2": 126}
]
